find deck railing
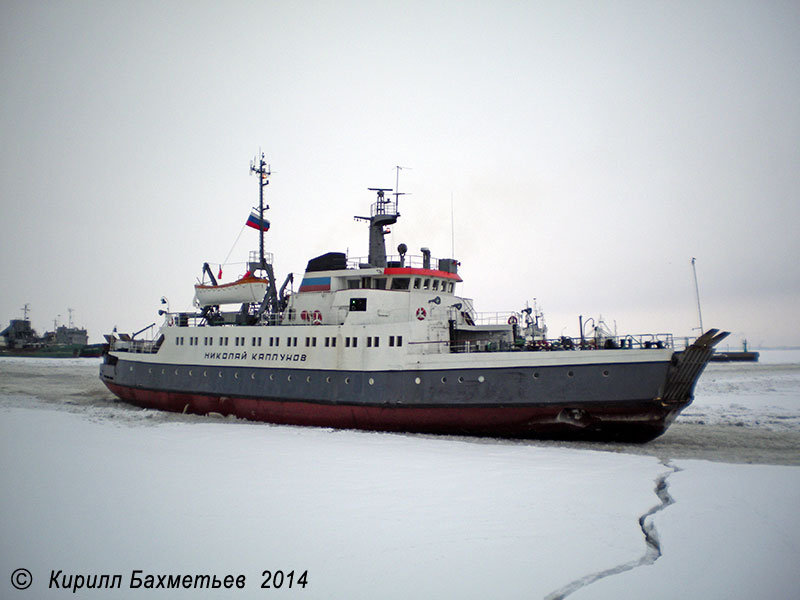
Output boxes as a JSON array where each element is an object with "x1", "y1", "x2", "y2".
[
  {"x1": 448, "y1": 333, "x2": 674, "y2": 354},
  {"x1": 109, "y1": 336, "x2": 164, "y2": 354},
  {"x1": 346, "y1": 254, "x2": 455, "y2": 271}
]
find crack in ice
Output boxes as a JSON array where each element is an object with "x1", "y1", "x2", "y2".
[{"x1": 543, "y1": 460, "x2": 681, "y2": 600}]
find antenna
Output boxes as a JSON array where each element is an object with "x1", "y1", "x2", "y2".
[
  {"x1": 450, "y1": 191, "x2": 455, "y2": 258},
  {"x1": 393, "y1": 165, "x2": 411, "y2": 211},
  {"x1": 691, "y1": 257, "x2": 704, "y2": 333}
]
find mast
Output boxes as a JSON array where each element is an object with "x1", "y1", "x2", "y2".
[
  {"x1": 353, "y1": 167, "x2": 409, "y2": 267},
  {"x1": 250, "y1": 153, "x2": 271, "y2": 270},
  {"x1": 249, "y1": 152, "x2": 279, "y2": 317},
  {"x1": 355, "y1": 188, "x2": 398, "y2": 267},
  {"x1": 691, "y1": 257, "x2": 704, "y2": 333}
]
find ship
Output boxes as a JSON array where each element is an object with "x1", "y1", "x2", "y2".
[
  {"x1": 99, "y1": 155, "x2": 728, "y2": 442},
  {"x1": 1, "y1": 306, "x2": 103, "y2": 358}
]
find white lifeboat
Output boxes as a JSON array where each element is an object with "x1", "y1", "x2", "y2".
[{"x1": 193, "y1": 274, "x2": 268, "y2": 307}]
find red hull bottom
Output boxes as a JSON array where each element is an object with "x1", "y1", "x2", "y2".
[{"x1": 103, "y1": 381, "x2": 680, "y2": 443}]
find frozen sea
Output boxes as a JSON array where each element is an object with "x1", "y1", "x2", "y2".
[{"x1": 1, "y1": 352, "x2": 799, "y2": 599}]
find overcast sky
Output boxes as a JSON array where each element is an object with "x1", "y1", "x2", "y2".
[{"x1": 2, "y1": 1, "x2": 798, "y2": 348}]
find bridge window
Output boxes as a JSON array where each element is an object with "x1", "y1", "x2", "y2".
[
  {"x1": 413, "y1": 278, "x2": 421, "y2": 289},
  {"x1": 390, "y1": 277, "x2": 410, "y2": 290}
]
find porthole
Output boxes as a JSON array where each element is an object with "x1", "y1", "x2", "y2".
[
  {"x1": 130, "y1": 366, "x2": 134, "y2": 372},
  {"x1": 533, "y1": 372, "x2": 540, "y2": 379},
  {"x1": 234, "y1": 372, "x2": 239, "y2": 379},
  {"x1": 415, "y1": 377, "x2": 421, "y2": 385},
  {"x1": 203, "y1": 370, "x2": 207, "y2": 377},
  {"x1": 269, "y1": 374, "x2": 275, "y2": 381},
  {"x1": 174, "y1": 369, "x2": 179, "y2": 376},
  {"x1": 218, "y1": 371, "x2": 223, "y2": 378},
  {"x1": 345, "y1": 377, "x2": 351, "y2": 384},
  {"x1": 148, "y1": 368, "x2": 152, "y2": 374},
  {"x1": 307, "y1": 376, "x2": 312, "y2": 383},
  {"x1": 441, "y1": 376, "x2": 447, "y2": 384},
  {"x1": 326, "y1": 376, "x2": 332, "y2": 383},
  {"x1": 478, "y1": 375, "x2": 485, "y2": 383},
  {"x1": 567, "y1": 371, "x2": 574, "y2": 377},
  {"x1": 602, "y1": 370, "x2": 610, "y2": 377},
  {"x1": 287, "y1": 375, "x2": 292, "y2": 382},
  {"x1": 251, "y1": 373, "x2": 256, "y2": 380},
  {"x1": 188, "y1": 370, "x2": 193, "y2": 376},
  {"x1": 161, "y1": 368, "x2": 165, "y2": 375},
  {"x1": 458, "y1": 376, "x2": 464, "y2": 383},
  {"x1": 368, "y1": 378, "x2": 375, "y2": 385}
]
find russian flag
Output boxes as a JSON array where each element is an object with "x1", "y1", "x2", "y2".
[{"x1": 246, "y1": 210, "x2": 270, "y2": 231}]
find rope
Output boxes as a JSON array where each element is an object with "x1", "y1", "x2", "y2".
[{"x1": 221, "y1": 222, "x2": 247, "y2": 267}]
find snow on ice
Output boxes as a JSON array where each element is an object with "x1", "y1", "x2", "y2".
[{"x1": 1, "y1": 353, "x2": 799, "y2": 598}]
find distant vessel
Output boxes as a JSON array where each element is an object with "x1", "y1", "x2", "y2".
[
  {"x1": 100, "y1": 155, "x2": 728, "y2": 442},
  {"x1": 711, "y1": 339, "x2": 760, "y2": 362},
  {"x1": 1, "y1": 306, "x2": 102, "y2": 357}
]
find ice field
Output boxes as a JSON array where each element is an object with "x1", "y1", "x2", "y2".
[{"x1": 1, "y1": 353, "x2": 799, "y2": 599}]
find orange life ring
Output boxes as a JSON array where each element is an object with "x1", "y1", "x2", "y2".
[
  {"x1": 508, "y1": 315, "x2": 518, "y2": 325},
  {"x1": 312, "y1": 310, "x2": 322, "y2": 325},
  {"x1": 416, "y1": 307, "x2": 427, "y2": 320}
]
